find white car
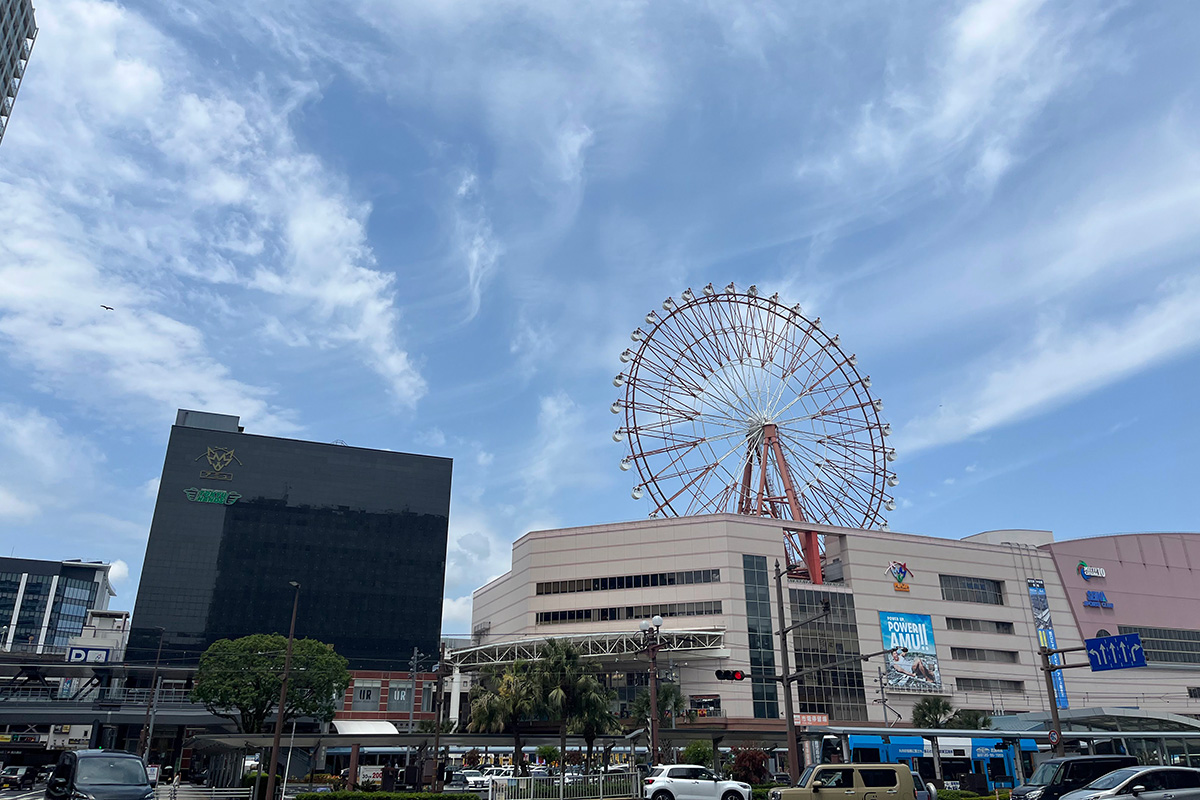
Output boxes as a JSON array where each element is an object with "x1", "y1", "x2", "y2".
[
  {"x1": 459, "y1": 770, "x2": 489, "y2": 791},
  {"x1": 644, "y1": 765, "x2": 752, "y2": 800}
]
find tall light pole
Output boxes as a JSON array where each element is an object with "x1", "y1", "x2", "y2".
[
  {"x1": 139, "y1": 626, "x2": 165, "y2": 760},
  {"x1": 637, "y1": 615, "x2": 664, "y2": 765},
  {"x1": 265, "y1": 581, "x2": 300, "y2": 800}
]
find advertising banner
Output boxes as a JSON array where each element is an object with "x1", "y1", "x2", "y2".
[
  {"x1": 878, "y1": 612, "x2": 942, "y2": 691},
  {"x1": 1027, "y1": 579, "x2": 1069, "y2": 709}
]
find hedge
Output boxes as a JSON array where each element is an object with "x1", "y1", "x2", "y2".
[{"x1": 297, "y1": 794, "x2": 480, "y2": 800}]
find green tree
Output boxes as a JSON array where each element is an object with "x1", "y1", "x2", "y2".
[
  {"x1": 912, "y1": 696, "x2": 956, "y2": 728},
  {"x1": 468, "y1": 661, "x2": 541, "y2": 776},
  {"x1": 463, "y1": 749, "x2": 481, "y2": 768},
  {"x1": 570, "y1": 686, "x2": 621, "y2": 772},
  {"x1": 536, "y1": 639, "x2": 608, "y2": 793},
  {"x1": 949, "y1": 708, "x2": 993, "y2": 729},
  {"x1": 191, "y1": 633, "x2": 350, "y2": 733},
  {"x1": 681, "y1": 741, "x2": 713, "y2": 769},
  {"x1": 536, "y1": 745, "x2": 561, "y2": 767}
]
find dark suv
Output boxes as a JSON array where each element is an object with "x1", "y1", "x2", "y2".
[
  {"x1": 1012, "y1": 756, "x2": 1139, "y2": 800},
  {"x1": 45, "y1": 750, "x2": 155, "y2": 800}
]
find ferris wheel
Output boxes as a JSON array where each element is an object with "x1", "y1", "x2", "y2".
[{"x1": 611, "y1": 282, "x2": 897, "y2": 584}]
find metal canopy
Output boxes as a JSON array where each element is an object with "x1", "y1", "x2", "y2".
[
  {"x1": 449, "y1": 630, "x2": 728, "y2": 669},
  {"x1": 992, "y1": 707, "x2": 1200, "y2": 733}
]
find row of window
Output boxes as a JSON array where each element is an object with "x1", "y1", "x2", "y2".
[
  {"x1": 535, "y1": 569, "x2": 720, "y2": 596},
  {"x1": 946, "y1": 617, "x2": 1014, "y2": 634},
  {"x1": 743, "y1": 556, "x2": 780, "y2": 721},
  {"x1": 940, "y1": 575, "x2": 1005, "y2": 605},
  {"x1": 951, "y1": 646, "x2": 1019, "y2": 664},
  {"x1": 535, "y1": 601, "x2": 722, "y2": 625},
  {"x1": 956, "y1": 677, "x2": 1024, "y2": 693},
  {"x1": 1120, "y1": 625, "x2": 1200, "y2": 665}
]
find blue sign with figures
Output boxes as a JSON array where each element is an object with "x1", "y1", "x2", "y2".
[
  {"x1": 1028, "y1": 579, "x2": 1069, "y2": 709},
  {"x1": 1085, "y1": 633, "x2": 1147, "y2": 671}
]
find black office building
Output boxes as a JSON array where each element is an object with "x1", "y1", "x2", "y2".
[{"x1": 130, "y1": 410, "x2": 452, "y2": 670}]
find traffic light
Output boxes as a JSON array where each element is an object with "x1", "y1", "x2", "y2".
[{"x1": 715, "y1": 669, "x2": 747, "y2": 681}]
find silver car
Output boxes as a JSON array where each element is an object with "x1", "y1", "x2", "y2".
[{"x1": 1060, "y1": 766, "x2": 1200, "y2": 800}]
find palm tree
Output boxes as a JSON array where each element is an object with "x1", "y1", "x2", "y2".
[
  {"x1": 949, "y1": 709, "x2": 993, "y2": 729},
  {"x1": 629, "y1": 682, "x2": 688, "y2": 761},
  {"x1": 536, "y1": 639, "x2": 604, "y2": 794},
  {"x1": 570, "y1": 686, "x2": 621, "y2": 772},
  {"x1": 912, "y1": 696, "x2": 955, "y2": 728},
  {"x1": 467, "y1": 661, "x2": 541, "y2": 776}
]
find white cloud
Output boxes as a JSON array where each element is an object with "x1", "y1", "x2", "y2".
[
  {"x1": 0, "y1": 0, "x2": 425, "y2": 429},
  {"x1": 442, "y1": 595, "x2": 474, "y2": 635},
  {"x1": 0, "y1": 406, "x2": 103, "y2": 519},
  {"x1": 141, "y1": 478, "x2": 161, "y2": 500},
  {"x1": 452, "y1": 172, "x2": 502, "y2": 322},
  {"x1": 109, "y1": 559, "x2": 130, "y2": 583},
  {"x1": 819, "y1": 0, "x2": 1108, "y2": 190},
  {"x1": 898, "y1": 276, "x2": 1200, "y2": 454}
]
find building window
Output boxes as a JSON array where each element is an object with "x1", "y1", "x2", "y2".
[
  {"x1": 956, "y1": 677, "x2": 1024, "y2": 693},
  {"x1": 950, "y1": 647, "x2": 1019, "y2": 664},
  {"x1": 1118, "y1": 625, "x2": 1200, "y2": 665},
  {"x1": 789, "y1": 588, "x2": 868, "y2": 723},
  {"x1": 742, "y1": 555, "x2": 779, "y2": 720},
  {"x1": 422, "y1": 681, "x2": 436, "y2": 713},
  {"x1": 946, "y1": 617, "x2": 1014, "y2": 635},
  {"x1": 351, "y1": 679, "x2": 380, "y2": 711},
  {"x1": 388, "y1": 684, "x2": 413, "y2": 712},
  {"x1": 535, "y1": 601, "x2": 722, "y2": 625},
  {"x1": 1188, "y1": 687, "x2": 1200, "y2": 699},
  {"x1": 939, "y1": 575, "x2": 1004, "y2": 605},
  {"x1": 536, "y1": 569, "x2": 719, "y2": 596}
]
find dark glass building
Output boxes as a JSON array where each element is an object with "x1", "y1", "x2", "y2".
[{"x1": 130, "y1": 409, "x2": 452, "y2": 670}]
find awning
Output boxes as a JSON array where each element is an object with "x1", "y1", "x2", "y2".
[{"x1": 331, "y1": 721, "x2": 400, "y2": 735}]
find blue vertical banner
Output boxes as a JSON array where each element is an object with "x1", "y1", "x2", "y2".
[{"x1": 1027, "y1": 579, "x2": 1069, "y2": 709}]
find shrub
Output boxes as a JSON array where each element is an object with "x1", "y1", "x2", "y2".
[{"x1": 297, "y1": 794, "x2": 480, "y2": 800}]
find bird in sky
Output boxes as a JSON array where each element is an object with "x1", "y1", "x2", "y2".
[{"x1": 100, "y1": 305, "x2": 113, "y2": 311}]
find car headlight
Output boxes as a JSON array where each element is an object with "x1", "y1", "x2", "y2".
[{"x1": 1025, "y1": 790, "x2": 1044, "y2": 800}]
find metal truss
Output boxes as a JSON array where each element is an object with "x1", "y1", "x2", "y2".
[{"x1": 448, "y1": 629, "x2": 727, "y2": 670}]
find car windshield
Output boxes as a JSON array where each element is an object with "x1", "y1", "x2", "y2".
[
  {"x1": 1027, "y1": 763, "x2": 1061, "y2": 787},
  {"x1": 462, "y1": 771, "x2": 482, "y2": 778},
  {"x1": 76, "y1": 757, "x2": 149, "y2": 786},
  {"x1": 798, "y1": 767, "x2": 816, "y2": 787},
  {"x1": 1, "y1": 768, "x2": 19, "y2": 776},
  {"x1": 1085, "y1": 769, "x2": 1140, "y2": 791}
]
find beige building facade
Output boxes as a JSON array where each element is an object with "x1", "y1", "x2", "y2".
[{"x1": 471, "y1": 514, "x2": 1200, "y2": 729}]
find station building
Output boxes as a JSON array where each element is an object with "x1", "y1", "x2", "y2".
[{"x1": 469, "y1": 515, "x2": 1200, "y2": 729}]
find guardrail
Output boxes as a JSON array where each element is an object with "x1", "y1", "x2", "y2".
[
  {"x1": 154, "y1": 786, "x2": 251, "y2": 800},
  {"x1": 490, "y1": 773, "x2": 639, "y2": 800}
]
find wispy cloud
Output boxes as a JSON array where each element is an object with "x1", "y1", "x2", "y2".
[
  {"x1": 898, "y1": 276, "x2": 1200, "y2": 454},
  {"x1": 0, "y1": 0, "x2": 425, "y2": 426}
]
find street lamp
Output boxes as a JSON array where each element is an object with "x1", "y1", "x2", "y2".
[
  {"x1": 637, "y1": 615, "x2": 665, "y2": 765},
  {"x1": 265, "y1": 581, "x2": 301, "y2": 800}
]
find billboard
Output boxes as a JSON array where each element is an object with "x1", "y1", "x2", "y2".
[
  {"x1": 879, "y1": 612, "x2": 942, "y2": 691},
  {"x1": 1027, "y1": 579, "x2": 1069, "y2": 709}
]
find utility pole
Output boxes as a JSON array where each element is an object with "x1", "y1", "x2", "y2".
[
  {"x1": 431, "y1": 643, "x2": 448, "y2": 792},
  {"x1": 773, "y1": 561, "x2": 800, "y2": 782},
  {"x1": 139, "y1": 627, "x2": 165, "y2": 760},
  {"x1": 407, "y1": 647, "x2": 425, "y2": 734},
  {"x1": 1037, "y1": 642, "x2": 1090, "y2": 757},
  {"x1": 772, "y1": 562, "x2": 831, "y2": 783},
  {"x1": 265, "y1": 581, "x2": 301, "y2": 800},
  {"x1": 637, "y1": 616, "x2": 664, "y2": 765}
]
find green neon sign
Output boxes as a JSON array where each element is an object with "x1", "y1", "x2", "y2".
[{"x1": 183, "y1": 487, "x2": 242, "y2": 505}]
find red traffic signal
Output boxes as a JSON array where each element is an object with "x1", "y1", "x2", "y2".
[{"x1": 715, "y1": 669, "x2": 746, "y2": 681}]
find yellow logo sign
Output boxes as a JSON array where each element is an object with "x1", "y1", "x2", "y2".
[{"x1": 196, "y1": 447, "x2": 242, "y2": 481}]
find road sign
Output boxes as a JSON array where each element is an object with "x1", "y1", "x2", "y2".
[
  {"x1": 1084, "y1": 633, "x2": 1147, "y2": 672},
  {"x1": 1048, "y1": 731, "x2": 1060, "y2": 746},
  {"x1": 793, "y1": 713, "x2": 829, "y2": 726}
]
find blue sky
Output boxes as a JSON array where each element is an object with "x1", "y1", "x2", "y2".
[{"x1": 1, "y1": 0, "x2": 1197, "y2": 634}]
